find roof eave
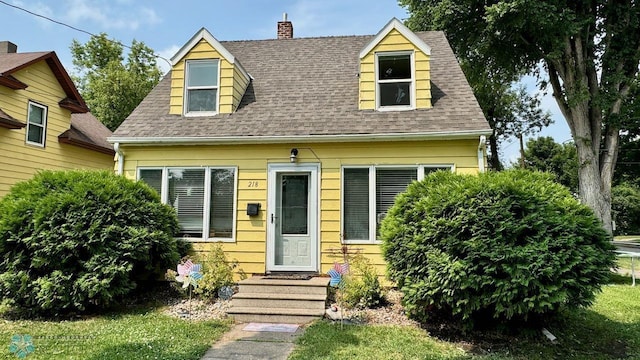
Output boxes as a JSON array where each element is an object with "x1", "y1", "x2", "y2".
[
  {"x1": 59, "y1": 98, "x2": 90, "y2": 113},
  {"x1": 108, "y1": 129, "x2": 493, "y2": 146},
  {"x1": 0, "y1": 74, "x2": 27, "y2": 89},
  {"x1": 58, "y1": 133, "x2": 115, "y2": 155}
]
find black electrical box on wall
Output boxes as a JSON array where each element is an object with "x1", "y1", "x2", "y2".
[{"x1": 246, "y1": 203, "x2": 261, "y2": 216}]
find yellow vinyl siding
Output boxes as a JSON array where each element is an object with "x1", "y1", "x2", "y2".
[
  {"x1": 0, "y1": 61, "x2": 114, "y2": 197},
  {"x1": 170, "y1": 39, "x2": 249, "y2": 115},
  {"x1": 359, "y1": 28, "x2": 431, "y2": 110},
  {"x1": 119, "y1": 139, "x2": 479, "y2": 278}
]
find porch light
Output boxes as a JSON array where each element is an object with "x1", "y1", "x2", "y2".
[{"x1": 290, "y1": 148, "x2": 298, "y2": 163}]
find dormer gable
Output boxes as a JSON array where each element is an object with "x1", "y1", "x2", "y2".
[
  {"x1": 169, "y1": 28, "x2": 250, "y2": 116},
  {"x1": 359, "y1": 18, "x2": 432, "y2": 111}
]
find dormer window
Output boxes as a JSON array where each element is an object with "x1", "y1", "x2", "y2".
[
  {"x1": 185, "y1": 59, "x2": 219, "y2": 115},
  {"x1": 376, "y1": 52, "x2": 414, "y2": 110}
]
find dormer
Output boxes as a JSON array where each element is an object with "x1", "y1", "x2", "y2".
[
  {"x1": 359, "y1": 18, "x2": 432, "y2": 111},
  {"x1": 169, "y1": 28, "x2": 251, "y2": 116}
]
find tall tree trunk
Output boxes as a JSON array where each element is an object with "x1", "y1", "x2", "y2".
[{"x1": 488, "y1": 132, "x2": 503, "y2": 171}]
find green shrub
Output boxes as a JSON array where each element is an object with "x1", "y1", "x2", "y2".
[
  {"x1": 193, "y1": 244, "x2": 243, "y2": 300},
  {"x1": 0, "y1": 170, "x2": 187, "y2": 316},
  {"x1": 381, "y1": 170, "x2": 615, "y2": 327},
  {"x1": 612, "y1": 182, "x2": 640, "y2": 235},
  {"x1": 340, "y1": 254, "x2": 385, "y2": 309}
]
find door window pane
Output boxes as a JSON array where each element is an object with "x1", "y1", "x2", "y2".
[
  {"x1": 343, "y1": 168, "x2": 370, "y2": 240},
  {"x1": 281, "y1": 174, "x2": 308, "y2": 235},
  {"x1": 209, "y1": 169, "x2": 234, "y2": 238},
  {"x1": 169, "y1": 169, "x2": 205, "y2": 238}
]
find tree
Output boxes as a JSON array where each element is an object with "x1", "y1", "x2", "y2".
[
  {"x1": 523, "y1": 136, "x2": 579, "y2": 192},
  {"x1": 399, "y1": 0, "x2": 640, "y2": 234},
  {"x1": 465, "y1": 62, "x2": 551, "y2": 170},
  {"x1": 71, "y1": 34, "x2": 163, "y2": 131}
]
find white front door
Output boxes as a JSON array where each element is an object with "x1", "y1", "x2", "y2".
[{"x1": 267, "y1": 164, "x2": 319, "y2": 272}]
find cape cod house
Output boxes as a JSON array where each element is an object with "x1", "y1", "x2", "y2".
[
  {"x1": 110, "y1": 17, "x2": 491, "y2": 280},
  {"x1": 0, "y1": 41, "x2": 114, "y2": 197}
]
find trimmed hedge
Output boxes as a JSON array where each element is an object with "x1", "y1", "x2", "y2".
[
  {"x1": 0, "y1": 170, "x2": 187, "y2": 316},
  {"x1": 381, "y1": 170, "x2": 615, "y2": 327}
]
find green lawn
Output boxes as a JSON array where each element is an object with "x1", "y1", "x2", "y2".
[
  {"x1": 291, "y1": 282, "x2": 640, "y2": 360},
  {"x1": 0, "y1": 306, "x2": 229, "y2": 360}
]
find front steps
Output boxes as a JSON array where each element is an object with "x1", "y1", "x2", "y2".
[{"x1": 228, "y1": 276, "x2": 330, "y2": 324}]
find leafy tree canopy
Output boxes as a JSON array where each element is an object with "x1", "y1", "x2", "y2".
[
  {"x1": 523, "y1": 136, "x2": 579, "y2": 192},
  {"x1": 400, "y1": 0, "x2": 640, "y2": 233},
  {"x1": 71, "y1": 34, "x2": 163, "y2": 131}
]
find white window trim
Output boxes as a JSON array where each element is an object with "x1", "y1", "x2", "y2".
[
  {"x1": 375, "y1": 51, "x2": 416, "y2": 111},
  {"x1": 25, "y1": 101, "x2": 47, "y2": 147},
  {"x1": 137, "y1": 166, "x2": 238, "y2": 243},
  {"x1": 341, "y1": 164, "x2": 454, "y2": 244},
  {"x1": 184, "y1": 59, "x2": 220, "y2": 117}
]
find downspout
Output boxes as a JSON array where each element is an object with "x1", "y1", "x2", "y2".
[
  {"x1": 114, "y1": 142, "x2": 124, "y2": 176},
  {"x1": 477, "y1": 135, "x2": 486, "y2": 173}
]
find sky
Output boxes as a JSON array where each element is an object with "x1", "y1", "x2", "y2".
[{"x1": 0, "y1": 0, "x2": 570, "y2": 163}]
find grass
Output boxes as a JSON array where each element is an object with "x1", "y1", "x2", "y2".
[
  {"x1": 290, "y1": 281, "x2": 640, "y2": 360},
  {"x1": 0, "y1": 305, "x2": 230, "y2": 360}
]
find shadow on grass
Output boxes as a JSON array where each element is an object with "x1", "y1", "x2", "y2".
[
  {"x1": 85, "y1": 340, "x2": 211, "y2": 360},
  {"x1": 415, "y1": 282, "x2": 639, "y2": 359}
]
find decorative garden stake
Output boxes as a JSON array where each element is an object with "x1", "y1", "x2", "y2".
[
  {"x1": 175, "y1": 260, "x2": 203, "y2": 319},
  {"x1": 327, "y1": 262, "x2": 349, "y2": 328}
]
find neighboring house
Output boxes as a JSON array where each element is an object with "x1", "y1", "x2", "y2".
[
  {"x1": 0, "y1": 41, "x2": 115, "y2": 197},
  {"x1": 110, "y1": 18, "x2": 492, "y2": 276}
]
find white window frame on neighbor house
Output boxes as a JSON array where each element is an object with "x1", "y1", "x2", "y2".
[
  {"x1": 375, "y1": 51, "x2": 415, "y2": 111},
  {"x1": 137, "y1": 166, "x2": 238, "y2": 242},
  {"x1": 184, "y1": 59, "x2": 220, "y2": 116},
  {"x1": 25, "y1": 101, "x2": 47, "y2": 147},
  {"x1": 341, "y1": 164, "x2": 454, "y2": 244}
]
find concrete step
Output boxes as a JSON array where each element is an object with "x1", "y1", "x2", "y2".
[
  {"x1": 232, "y1": 292, "x2": 327, "y2": 310},
  {"x1": 228, "y1": 307, "x2": 325, "y2": 324},
  {"x1": 230, "y1": 276, "x2": 330, "y2": 324},
  {"x1": 237, "y1": 276, "x2": 330, "y2": 295}
]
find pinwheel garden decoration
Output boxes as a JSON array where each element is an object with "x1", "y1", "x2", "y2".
[
  {"x1": 175, "y1": 260, "x2": 203, "y2": 319},
  {"x1": 327, "y1": 262, "x2": 350, "y2": 327},
  {"x1": 327, "y1": 262, "x2": 349, "y2": 287}
]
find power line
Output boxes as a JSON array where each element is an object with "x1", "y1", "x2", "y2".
[{"x1": 0, "y1": 0, "x2": 172, "y2": 68}]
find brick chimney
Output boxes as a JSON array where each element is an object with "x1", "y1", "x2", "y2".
[
  {"x1": 277, "y1": 13, "x2": 293, "y2": 39},
  {"x1": 0, "y1": 41, "x2": 18, "y2": 54}
]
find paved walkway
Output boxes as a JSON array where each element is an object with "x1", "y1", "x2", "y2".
[{"x1": 201, "y1": 324, "x2": 305, "y2": 360}]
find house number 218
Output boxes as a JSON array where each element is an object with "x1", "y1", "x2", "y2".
[{"x1": 247, "y1": 181, "x2": 259, "y2": 188}]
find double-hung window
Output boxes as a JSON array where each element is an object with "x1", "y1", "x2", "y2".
[
  {"x1": 376, "y1": 52, "x2": 414, "y2": 110},
  {"x1": 185, "y1": 59, "x2": 219, "y2": 115},
  {"x1": 138, "y1": 167, "x2": 237, "y2": 241},
  {"x1": 342, "y1": 165, "x2": 453, "y2": 243},
  {"x1": 26, "y1": 101, "x2": 47, "y2": 147}
]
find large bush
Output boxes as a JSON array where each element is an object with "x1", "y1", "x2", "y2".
[
  {"x1": 612, "y1": 182, "x2": 640, "y2": 235},
  {"x1": 0, "y1": 170, "x2": 187, "y2": 316},
  {"x1": 381, "y1": 170, "x2": 615, "y2": 327}
]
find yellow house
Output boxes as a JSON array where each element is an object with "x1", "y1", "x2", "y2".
[
  {"x1": 0, "y1": 41, "x2": 115, "y2": 197},
  {"x1": 110, "y1": 18, "x2": 491, "y2": 277}
]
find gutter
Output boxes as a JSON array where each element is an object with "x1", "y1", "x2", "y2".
[
  {"x1": 114, "y1": 142, "x2": 124, "y2": 175},
  {"x1": 108, "y1": 129, "x2": 493, "y2": 146},
  {"x1": 477, "y1": 135, "x2": 487, "y2": 173}
]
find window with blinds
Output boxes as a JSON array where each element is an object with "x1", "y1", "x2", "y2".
[
  {"x1": 343, "y1": 168, "x2": 370, "y2": 240},
  {"x1": 375, "y1": 169, "x2": 417, "y2": 238},
  {"x1": 342, "y1": 165, "x2": 453, "y2": 242},
  {"x1": 137, "y1": 167, "x2": 237, "y2": 241}
]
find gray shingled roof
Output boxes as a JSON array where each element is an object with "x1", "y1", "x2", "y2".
[{"x1": 112, "y1": 31, "x2": 490, "y2": 141}]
